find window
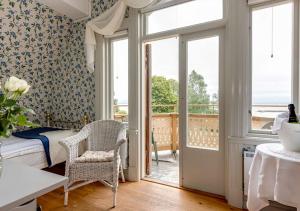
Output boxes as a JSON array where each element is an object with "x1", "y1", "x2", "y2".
[
  {"x1": 111, "y1": 38, "x2": 128, "y2": 122},
  {"x1": 250, "y1": 1, "x2": 294, "y2": 132},
  {"x1": 187, "y1": 35, "x2": 220, "y2": 150},
  {"x1": 145, "y1": 0, "x2": 223, "y2": 34}
]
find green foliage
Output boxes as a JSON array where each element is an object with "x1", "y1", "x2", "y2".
[
  {"x1": 188, "y1": 70, "x2": 211, "y2": 113},
  {"x1": 152, "y1": 76, "x2": 178, "y2": 113},
  {"x1": 151, "y1": 71, "x2": 218, "y2": 114},
  {"x1": 0, "y1": 82, "x2": 38, "y2": 138},
  {"x1": 117, "y1": 110, "x2": 128, "y2": 115}
]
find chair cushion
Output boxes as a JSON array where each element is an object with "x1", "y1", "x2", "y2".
[{"x1": 75, "y1": 150, "x2": 115, "y2": 163}]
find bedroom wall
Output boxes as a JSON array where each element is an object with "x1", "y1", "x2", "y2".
[
  {"x1": 0, "y1": 0, "x2": 72, "y2": 125},
  {"x1": 0, "y1": 0, "x2": 117, "y2": 126},
  {"x1": 50, "y1": 0, "x2": 118, "y2": 126}
]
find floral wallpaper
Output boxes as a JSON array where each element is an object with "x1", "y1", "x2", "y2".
[
  {"x1": 0, "y1": 0, "x2": 72, "y2": 125},
  {"x1": 0, "y1": 0, "x2": 119, "y2": 127},
  {"x1": 50, "y1": 0, "x2": 120, "y2": 126}
]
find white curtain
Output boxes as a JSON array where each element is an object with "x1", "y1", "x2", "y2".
[{"x1": 85, "y1": 0, "x2": 155, "y2": 73}]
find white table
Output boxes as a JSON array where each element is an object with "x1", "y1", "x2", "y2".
[
  {"x1": 0, "y1": 160, "x2": 67, "y2": 211},
  {"x1": 247, "y1": 143, "x2": 300, "y2": 211}
]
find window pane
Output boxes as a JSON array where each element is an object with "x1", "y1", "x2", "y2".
[
  {"x1": 187, "y1": 36, "x2": 219, "y2": 150},
  {"x1": 251, "y1": 2, "x2": 293, "y2": 131},
  {"x1": 146, "y1": 0, "x2": 223, "y2": 34},
  {"x1": 112, "y1": 38, "x2": 128, "y2": 122},
  {"x1": 150, "y1": 37, "x2": 179, "y2": 113}
]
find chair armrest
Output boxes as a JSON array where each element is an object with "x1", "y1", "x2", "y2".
[
  {"x1": 59, "y1": 128, "x2": 89, "y2": 162},
  {"x1": 59, "y1": 130, "x2": 88, "y2": 147},
  {"x1": 113, "y1": 138, "x2": 127, "y2": 160},
  {"x1": 114, "y1": 139, "x2": 126, "y2": 150}
]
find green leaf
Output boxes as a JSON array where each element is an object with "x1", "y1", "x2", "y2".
[
  {"x1": 16, "y1": 115, "x2": 28, "y2": 126},
  {"x1": 0, "y1": 95, "x2": 4, "y2": 104},
  {"x1": 3, "y1": 99, "x2": 16, "y2": 107}
]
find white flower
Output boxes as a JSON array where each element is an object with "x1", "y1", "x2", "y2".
[
  {"x1": 5, "y1": 76, "x2": 19, "y2": 92},
  {"x1": 18, "y1": 79, "x2": 30, "y2": 94},
  {"x1": 4, "y1": 76, "x2": 31, "y2": 94}
]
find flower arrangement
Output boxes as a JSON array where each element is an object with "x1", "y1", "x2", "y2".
[{"x1": 0, "y1": 76, "x2": 38, "y2": 138}]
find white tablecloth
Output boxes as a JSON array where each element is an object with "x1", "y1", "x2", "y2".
[{"x1": 247, "y1": 143, "x2": 300, "y2": 211}]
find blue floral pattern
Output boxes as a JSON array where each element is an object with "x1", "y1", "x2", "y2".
[{"x1": 1, "y1": 0, "x2": 118, "y2": 126}]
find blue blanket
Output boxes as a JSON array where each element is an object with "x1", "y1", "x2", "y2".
[{"x1": 13, "y1": 127, "x2": 62, "y2": 167}]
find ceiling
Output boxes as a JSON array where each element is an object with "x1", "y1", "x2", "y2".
[{"x1": 37, "y1": 0, "x2": 91, "y2": 21}]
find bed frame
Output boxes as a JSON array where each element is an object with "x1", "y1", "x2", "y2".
[{"x1": 45, "y1": 113, "x2": 89, "y2": 130}]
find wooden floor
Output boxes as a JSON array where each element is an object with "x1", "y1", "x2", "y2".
[{"x1": 38, "y1": 181, "x2": 242, "y2": 211}]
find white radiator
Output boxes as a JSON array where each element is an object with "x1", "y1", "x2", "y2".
[{"x1": 243, "y1": 151, "x2": 255, "y2": 196}]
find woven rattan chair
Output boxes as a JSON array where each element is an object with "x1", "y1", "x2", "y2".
[{"x1": 59, "y1": 120, "x2": 127, "y2": 207}]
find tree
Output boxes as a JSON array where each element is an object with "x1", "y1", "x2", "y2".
[
  {"x1": 188, "y1": 70, "x2": 210, "y2": 113},
  {"x1": 151, "y1": 71, "x2": 215, "y2": 114},
  {"x1": 152, "y1": 76, "x2": 178, "y2": 113}
]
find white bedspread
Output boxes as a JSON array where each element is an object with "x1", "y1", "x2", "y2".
[
  {"x1": 1, "y1": 130, "x2": 77, "y2": 167},
  {"x1": 41, "y1": 130, "x2": 77, "y2": 166}
]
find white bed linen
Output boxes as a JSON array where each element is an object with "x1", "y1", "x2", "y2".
[
  {"x1": 7, "y1": 151, "x2": 49, "y2": 169},
  {"x1": 1, "y1": 130, "x2": 77, "y2": 168}
]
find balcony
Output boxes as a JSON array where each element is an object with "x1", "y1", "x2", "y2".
[
  {"x1": 114, "y1": 104, "x2": 284, "y2": 184},
  {"x1": 114, "y1": 104, "x2": 283, "y2": 151}
]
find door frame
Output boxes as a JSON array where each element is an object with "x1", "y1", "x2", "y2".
[
  {"x1": 178, "y1": 28, "x2": 226, "y2": 193},
  {"x1": 140, "y1": 0, "x2": 227, "y2": 184}
]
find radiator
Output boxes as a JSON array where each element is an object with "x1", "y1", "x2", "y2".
[{"x1": 243, "y1": 150, "x2": 255, "y2": 196}]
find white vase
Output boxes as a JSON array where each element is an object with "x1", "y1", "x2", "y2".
[{"x1": 278, "y1": 122, "x2": 300, "y2": 152}]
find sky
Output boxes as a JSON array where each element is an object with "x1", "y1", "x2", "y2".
[
  {"x1": 113, "y1": 39, "x2": 128, "y2": 105},
  {"x1": 252, "y1": 2, "x2": 292, "y2": 105},
  {"x1": 113, "y1": 0, "x2": 292, "y2": 107}
]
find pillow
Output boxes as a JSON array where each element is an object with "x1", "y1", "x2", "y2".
[{"x1": 75, "y1": 150, "x2": 115, "y2": 163}]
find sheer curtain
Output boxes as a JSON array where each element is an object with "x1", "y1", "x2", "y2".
[{"x1": 85, "y1": 0, "x2": 155, "y2": 73}]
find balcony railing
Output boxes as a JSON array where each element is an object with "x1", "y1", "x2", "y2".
[{"x1": 113, "y1": 104, "x2": 286, "y2": 150}]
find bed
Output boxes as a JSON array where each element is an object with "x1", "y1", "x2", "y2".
[{"x1": 1, "y1": 114, "x2": 88, "y2": 169}]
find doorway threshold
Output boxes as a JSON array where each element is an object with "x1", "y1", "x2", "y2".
[
  {"x1": 143, "y1": 178, "x2": 226, "y2": 201},
  {"x1": 143, "y1": 177, "x2": 179, "y2": 188}
]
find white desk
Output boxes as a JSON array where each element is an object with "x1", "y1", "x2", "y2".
[
  {"x1": 0, "y1": 160, "x2": 67, "y2": 211},
  {"x1": 247, "y1": 143, "x2": 300, "y2": 211}
]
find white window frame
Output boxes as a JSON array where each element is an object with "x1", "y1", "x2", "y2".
[
  {"x1": 247, "y1": 0, "x2": 299, "y2": 135},
  {"x1": 141, "y1": 0, "x2": 227, "y2": 42},
  {"x1": 106, "y1": 33, "x2": 129, "y2": 120}
]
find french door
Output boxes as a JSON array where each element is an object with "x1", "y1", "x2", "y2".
[{"x1": 179, "y1": 29, "x2": 225, "y2": 195}]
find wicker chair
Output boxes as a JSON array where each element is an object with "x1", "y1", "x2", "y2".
[{"x1": 59, "y1": 120, "x2": 127, "y2": 207}]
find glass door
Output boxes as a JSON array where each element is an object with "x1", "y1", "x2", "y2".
[{"x1": 179, "y1": 30, "x2": 225, "y2": 195}]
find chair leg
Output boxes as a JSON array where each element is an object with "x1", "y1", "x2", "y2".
[
  {"x1": 119, "y1": 163, "x2": 125, "y2": 183},
  {"x1": 152, "y1": 131, "x2": 159, "y2": 165},
  {"x1": 153, "y1": 141, "x2": 159, "y2": 165},
  {"x1": 112, "y1": 188, "x2": 117, "y2": 208},
  {"x1": 172, "y1": 150, "x2": 177, "y2": 159},
  {"x1": 64, "y1": 191, "x2": 69, "y2": 206}
]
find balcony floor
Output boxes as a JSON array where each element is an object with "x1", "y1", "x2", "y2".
[{"x1": 146, "y1": 150, "x2": 179, "y2": 185}]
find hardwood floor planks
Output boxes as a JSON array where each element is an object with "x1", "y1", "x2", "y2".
[{"x1": 38, "y1": 181, "x2": 242, "y2": 211}]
